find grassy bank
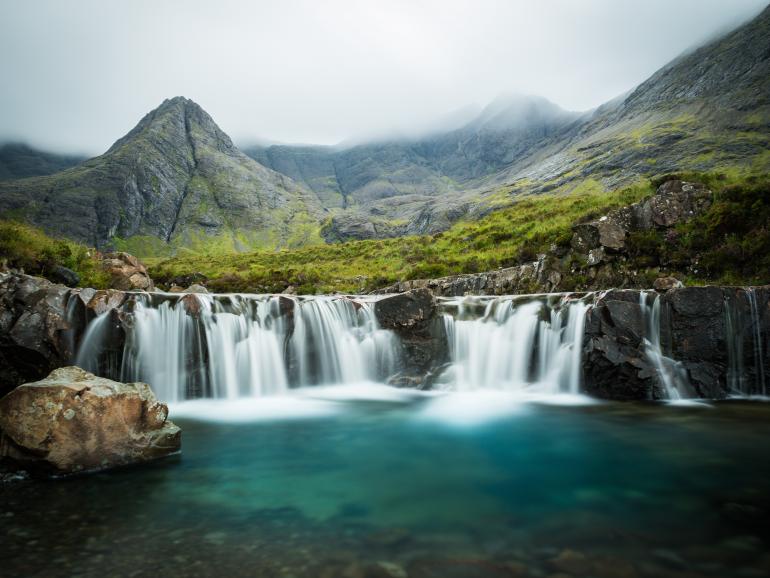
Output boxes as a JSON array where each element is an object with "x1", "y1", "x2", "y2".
[
  {"x1": 3, "y1": 172, "x2": 768, "y2": 293},
  {"x1": 148, "y1": 172, "x2": 770, "y2": 293},
  {"x1": 0, "y1": 220, "x2": 110, "y2": 288}
]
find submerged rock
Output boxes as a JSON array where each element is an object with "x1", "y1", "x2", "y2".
[{"x1": 0, "y1": 366, "x2": 180, "y2": 475}]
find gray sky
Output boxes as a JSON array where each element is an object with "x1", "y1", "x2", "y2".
[{"x1": 0, "y1": 0, "x2": 767, "y2": 154}]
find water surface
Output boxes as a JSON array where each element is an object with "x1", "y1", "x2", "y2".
[{"x1": 2, "y1": 388, "x2": 769, "y2": 578}]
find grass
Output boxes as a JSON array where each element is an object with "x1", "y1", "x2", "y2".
[
  {"x1": 0, "y1": 220, "x2": 111, "y2": 288},
  {"x1": 4, "y1": 172, "x2": 768, "y2": 294},
  {"x1": 148, "y1": 182, "x2": 656, "y2": 293}
]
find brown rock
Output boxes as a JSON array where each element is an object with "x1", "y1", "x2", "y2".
[
  {"x1": 100, "y1": 252, "x2": 154, "y2": 291},
  {"x1": 653, "y1": 276, "x2": 684, "y2": 291},
  {"x1": 183, "y1": 283, "x2": 209, "y2": 294},
  {"x1": 0, "y1": 366, "x2": 180, "y2": 474}
]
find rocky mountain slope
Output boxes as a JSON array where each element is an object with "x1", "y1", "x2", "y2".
[
  {"x1": 0, "y1": 98, "x2": 324, "y2": 253},
  {"x1": 0, "y1": 143, "x2": 85, "y2": 180},
  {"x1": 1, "y1": 6, "x2": 768, "y2": 254},
  {"x1": 249, "y1": 5, "x2": 770, "y2": 241},
  {"x1": 490, "y1": 4, "x2": 770, "y2": 196}
]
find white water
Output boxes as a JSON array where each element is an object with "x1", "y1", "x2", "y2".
[
  {"x1": 441, "y1": 295, "x2": 590, "y2": 394},
  {"x1": 747, "y1": 289, "x2": 767, "y2": 395},
  {"x1": 639, "y1": 292, "x2": 692, "y2": 400},
  {"x1": 725, "y1": 288, "x2": 767, "y2": 396},
  {"x1": 107, "y1": 294, "x2": 400, "y2": 402},
  {"x1": 71, "y1": 288, "x2": 766, "y2": 404}
]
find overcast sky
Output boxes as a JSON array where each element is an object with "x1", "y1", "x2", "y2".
[{"x1": 0, "y1": 0, "x2": 767, "y2": 154}]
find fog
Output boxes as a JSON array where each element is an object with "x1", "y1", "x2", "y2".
[{"x1": 0, "y1": 0, "x2": 766, "y2": 154}]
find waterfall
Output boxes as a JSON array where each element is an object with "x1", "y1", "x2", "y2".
[
  {"x1": 747, "y1": 288, "x2": 767, "y2": 395},
  {"x1": 441, "y1": 295, "x2": 590, "y2": 393},
  {"x1": 725, "y1": 288, "x2": 767, "y2": 396},
  {"x1": 75, "y1": 311, "x2": 112, "y2": 373},
  {"x1": 77, "y1": 292, "x2": 401, "y2": 402},
  {"x1": 638, "y1": 292, "x2": 691, "y2": 400},
  {"x1": 70, "y1": 287, "x2": 767, "y2": 403}
]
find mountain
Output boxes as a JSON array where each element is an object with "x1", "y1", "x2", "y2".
[
  {"x1": 248, "y1": 6, "x2": 770, "y2": 241},
  {"x1": 0, "y1": 97, "x2": 324, "y2": 253},
  {"x1": 489, "y1": 3, "x2": 770, "y2": 196},
  {"x1": 2, "y1": 6, "x2": 769, "y2": 254},
  {"x1": 0, "y1": 143, "x2": 85, "y2": 180},
  {"x1": 244, "y1": 94, "x2": 580, "y2": 241}
]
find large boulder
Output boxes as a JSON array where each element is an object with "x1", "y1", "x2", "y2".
[
  {"x1": 0, "y1": 273, "x2": 74, "y2": 396},
  {"x1": 635, "y1": 180, "x2": 713, "y2": 229},
  {"x1": 100, "y1": 252, "x2": 154, "y2": 291},
  {"x1": 374, "y1": 289, "x2": 448, "y2": 384},
  {"x1": 0, "y1": 367, "x2": 180, "y2": 475},
  {"x1": 571, "y1": 210, "x2": 631, "y2": 253}
]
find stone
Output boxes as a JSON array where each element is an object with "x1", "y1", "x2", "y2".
[
  {"x1": 375, "y1": 289, "x2": 435, "y2": 330},
  {"x1": 653, "y1": 276, "x2": 683, "y2": 291},
  {"x1": 643, "y1": 180, "x2": 713, "y2": 229},
  {"x1": 49, "y1": 265, "x2": 80, "y2": 287},
  {"x1": 100, "y1": 252, "x2": 154, "y2": 291},
  {"x1": 0, "y1": 367, "x2": 180, "y2": 474},
  {"x1": 549, "y1": 548, "x2": 590, "y2": 575},
  {"x1": 571, "y1": 213, "x2": 629, "y2": 253},
  {"x1": 0, "y1": 273, "x2": 75, "y2": 397},
  {"x1": 183, "y1": 283, "x2": 209, "y2": 294}
]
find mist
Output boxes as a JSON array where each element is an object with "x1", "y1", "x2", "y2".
[{"x1": 0, "y1": 0, "x2": 766, "y2": 155}]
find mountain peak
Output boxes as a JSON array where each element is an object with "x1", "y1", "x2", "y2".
[
  {"x1": 107, "y1": 96, "x2": 234, "y2": 156},
  {"x1": 469, "y1": 93, "x2": 576, "y2": 132}
]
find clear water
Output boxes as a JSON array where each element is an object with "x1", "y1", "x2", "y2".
[{"x1": 3, "y1": 389, "x2": 770, "y2": 578}]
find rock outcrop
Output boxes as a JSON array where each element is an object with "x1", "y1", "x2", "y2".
[
  {"x1": 0, "y1": 366, "x2": 180, "y2": 474},
  {"x1": 374, "y1": 180, "x2": 712, "y2": 296},
  {"x1": 583, "y1": 286, "x2": 770, "y2": 400},
  {"x1": 100, "y1": 252, "x2": 154, "y2": 291},
  {"x1": 0, "y1": 272, "x2": 128, "y2": 397},
  {"x1": 374, "y1": 289, "x2": 448, "y2": 387},
  {"x1": 0, "y1": 273, "x2": 76, "y2": 397}
]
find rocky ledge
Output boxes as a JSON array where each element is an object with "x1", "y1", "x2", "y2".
[
  {"x1": 0, "y1": 270, "x2": 767, "y2": 402},
  {"x1": 0, "y1": 366, "x2": 180, "y2": 475}
]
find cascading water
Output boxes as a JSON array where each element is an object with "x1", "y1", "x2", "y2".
[
  {"x1": 76, "y1": 292, "x2": 400, "y2": 402},
  {"x1": 725, "y1": 288, "x2": 767, "y2": 396},
  {"x1": 440, "y1": 295, "x2": 590, "y2": 393},
  {"x1": 70, "y1": 287, "x2": 767, "y2": 403},
  {"x1": 747, "y1": 288, "x2": 767, "y2": 395},
  {"x1": 638, "y1": 292, "x2": 691, "y2": 400}
]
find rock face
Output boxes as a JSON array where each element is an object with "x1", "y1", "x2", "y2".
[
  {"x1": 0, "y1": 366, "x2": 180, "y2": 474},
  {"x1": 583, "y1": 286, "x2": 770, "y2": 400},
  {"x1": 0, "y1": 270, "x2": 767, "y2": 402},
  {"x1": 0, "y1": 273, "x2": 75, "y2": 397},
  {"x1": 375, "y1": 180, "x2": 711, "y2": 296},
  {"x1": 374, "y1": 289, "x2": 449, "y2": 386},
  {"x1": 100, "y1": 251, "x2": 154, "y2": 291},
  {"x1": 0, "y1": 272, "x2": 128, "y2": 397},
  {"x1": 572, "y1": 180, "x2": 712, "y2": 254}
]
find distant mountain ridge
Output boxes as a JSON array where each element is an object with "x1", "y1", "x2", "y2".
[
  {"x1": 0, "y1": 143, "x2": 85, "y2": 180},
  {"x1": 1, "y1": 5, "x2": 769, "y2": 253}
]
